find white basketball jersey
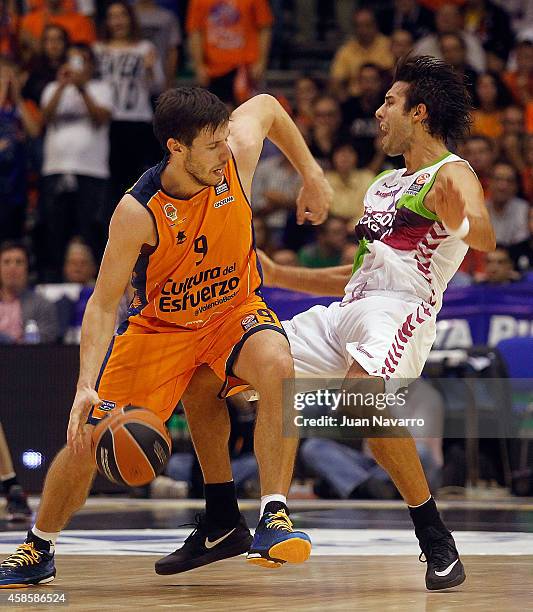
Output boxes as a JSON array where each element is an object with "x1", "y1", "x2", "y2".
[{"x1": 343, "y1": 152, "x2": 471, "y2": 311}]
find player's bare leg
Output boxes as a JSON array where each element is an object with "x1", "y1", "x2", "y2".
[
  {"x1": 233, "y1": 330, "x2": 311, "y2": 567},
  {"x1": 343, "y1": 361, "x2": 465, "y2": 589}
]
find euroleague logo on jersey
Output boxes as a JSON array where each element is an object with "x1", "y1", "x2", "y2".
[{"x1": 406, "y1": 172, "x2": 431, "y2": 196}]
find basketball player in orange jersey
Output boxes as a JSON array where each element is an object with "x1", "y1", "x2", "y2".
[{"x1": 0, "y1": 87, "x2": 332, "y2": 587}]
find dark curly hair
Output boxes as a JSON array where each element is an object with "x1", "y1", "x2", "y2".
[
  {"x1": 153, "y1": 87, "x2": 230, "y2": 150},
  {"x1": 393, "y1": 55, "x2": 472, "y2": 142}
]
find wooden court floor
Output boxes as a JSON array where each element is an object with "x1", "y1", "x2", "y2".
[{"x1": 5, "y1": 555, "x2": 531, "y2": 611}]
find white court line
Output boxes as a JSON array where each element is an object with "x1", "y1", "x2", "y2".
[{"x1": 1, "y1": 529, "x2": 532, "y2": 556}]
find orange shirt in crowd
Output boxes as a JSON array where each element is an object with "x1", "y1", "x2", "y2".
[
  {"x1": 186, "y1": 0, "x2": 273, "y2": 78},
  {"x1": 20, "y1": 8, "x2": 96, "y2": 45},
  {"x1": 471, "y1": 109, "x2": 504, "y2": 139}
]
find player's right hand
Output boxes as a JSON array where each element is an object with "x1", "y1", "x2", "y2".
[
  {"x1": 67, "y1": 387, "x2": 102, "y2": 454},
  {"x1": 296, "y1": 172, "x2": 332, "y2": 225},
  {"x1": 256, "y1": 249, "x2": 276, "y2": 286}
]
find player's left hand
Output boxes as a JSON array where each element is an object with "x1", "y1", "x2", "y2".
[
  {"x1": 296, "y1": 173, "x2": 332, "y2": 225},
  {"x1": 434, "y1": 176, "x2": 466, "y2": 231}
]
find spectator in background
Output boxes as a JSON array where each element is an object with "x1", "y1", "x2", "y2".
[
  {"x1": 325, "y1": 141, "x2": 374, "y2": 226},
  {"x1": 19, "y1": 0, "x2": 96, "y2": 55},
  {"x1": 509, "y1": 207, "x2": 533, "y2": 272},
  {"x1": 292, "y1": 75, "x2": 320, "y2": 137},
  {"x1": 413, "y1": 4, "x2": 487, "y2": 73},
  {"x1": 463, "y1": 0, "x2": 515, "y2": 69},
  {"x1": 389, "y1": 29, "x2": 415, "y2": 66},
  {"x1": 94, "y1": 0, "x2": 164, "y2": 204},
  {"x1": 341, "y1": 63, "x2": 386, "y2": 173},
  {"x1": 379, "y1": 0, "x2": 434, "y2": 39},
  {"x1": 39, "y1": 43, "x2": 112, "y2": 280},
  {"x1": 330, "y1": 8, "x2": 394, "y2": 100},
  {"x1": 486, "y1": 162, "x2": 530, "y2": 246},
  {"x1": 251, "y1": 154, "x2": 300, "y2": 247},
  {"x1": 438, "y1": 32, "x2": 478, "y2": 98},
  {"x1": 0, "y1": 57, "x2": 41, "y2": 245},
  {"x1": 62, "y1": 238, "x2": 96, "y2": 285},
  {"x1": 56, "y1": 238, "x2": 96, "y2": 342},
  {"x1": 307, "y1": 94, "x2": 342, "y2": 169},
  {"x1": 0, "y1": 0, "x2": 22, "y2": 59},
  {"x1": 186, "y1": 0, "x2": 273, "y2": 106},
  {"x1": 459, "y1": 134, "x2": 495, "y2": 192},
  {"x1": 503, "y1": 37, "x2": 533, "y2": 108},
  {"x1": 482, "y1": 245, "x2": 521, "y2": 283},
  {"x1": 298, "y1": 215, "x2": 348, "y2": 268},
  {"x1": 499, "y1": 105, "x2": 527, "y2": 176},
  {"x1": 520, "y1": 133, "x2": 533, "y2": 202},
  {"x1": 21, "y1": 24, "x2": 69, "y2": 106},
  {"x1": 133, "y1": 0, "x2": 181, "y2": 89},
  {"x1": 0, "y1": 241, "x2": 58, "y2": 344},
  {"x1": 471, "y1": 71, "x2": 513, "y2": 139},
  {"x1": 492, "y1": 0, "x2": 533, "y2": 36}
]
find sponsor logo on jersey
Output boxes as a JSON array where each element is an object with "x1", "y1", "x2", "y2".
[
  {"x1": 176, "y1": 230, "x2": 187, "y2": 244},
  {"x1": 383, "y1": 181, "x2": 399, "y2": 188},
  {"x1": 99, "y1": 400, "x2": 116, "y2": 412},
  {"x1": 405, "y1": 172, "x2": 431, "y2": 196},
  {"x1": 355, "y1": 345, "x2": 374, "y2": 359},
  {"x1": 163, "y1": 203, "x2": 178, "y2": 222},
  {"x1": 215, "y1": 179, "x2": 229, "y2": 195},
  {"x1": 159, "y1": 262, "x2": 240, "y2": 314},
  {"x1": 375, "y1": 189, "x2": 398, "y2": 198},
  {"x1": 241, "y1": 314, "x2": 259, "y2": 331},
  {"x1": 214, "y1": 195, "x2": 235, "y2": 208}
]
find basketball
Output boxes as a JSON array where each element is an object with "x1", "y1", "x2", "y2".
[{"x1": 91, "y1": 405, "x2": 172, "y2": 487}]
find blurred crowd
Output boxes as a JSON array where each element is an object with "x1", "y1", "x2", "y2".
[{"x1": 1, "y1": 0, "x2": 533, "y2": 345}]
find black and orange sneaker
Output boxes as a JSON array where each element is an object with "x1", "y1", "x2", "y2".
[
  {"x1": 247, "y1": 509, "x2": 311, "y2": 569},
  {"x1": 155, "y1": 513, "x2": 252, "y2": 575},
  {"x1": 0, "y1": 542, "x2": 55, "y2": 588}
]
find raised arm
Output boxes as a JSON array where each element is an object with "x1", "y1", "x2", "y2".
[
  {"x1": 67, "y1": 195, "x2": 155, "y2": 451},
  {"x1": 258, "y1": 249, "x2": 352, "y2": 297},
  {"x1": 427, "y1": 162, "x2": 496, "y2": 252},
  {"x1": 228, "y1": 94, "x2": 332, "y2": 225}
]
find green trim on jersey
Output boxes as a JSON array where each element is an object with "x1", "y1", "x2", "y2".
[
  {"x1": 368, "y1": 168, "x2": 396, "y2": 190},
  {"x1": 352, "y1": 238, "x2": 370, "y2": 273},
  {"x1": 394, "y1": 154, "x2": 452, "y2": 221},
  {"x1": 415, "y1": 150, "x2": 452, "y2": 172}
]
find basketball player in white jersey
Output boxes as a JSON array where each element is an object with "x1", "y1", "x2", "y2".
[
  {"x1": 257, "y1": 55, "x2": 495, "y2": 590},
  {"x1": 174, "y1": 56, "x2": 495, "y2": 591}
]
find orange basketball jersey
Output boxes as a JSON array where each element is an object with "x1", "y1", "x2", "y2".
[{"x1": 125, "y1": 154, "x2": 263, "y2": 330}]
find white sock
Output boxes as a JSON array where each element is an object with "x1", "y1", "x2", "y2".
[
  {"x1": 408, "y1": 495, "x2": 432, "y2": 509},
  {"x1": 1, "y1": 472, "x2": 16, "y2": 481},
  {"x1": 260, "y1": 494, "x2": 287, "y2": 516},
  {"x1": 31, "y1": 527, "x2": 59, "y2": 551}
]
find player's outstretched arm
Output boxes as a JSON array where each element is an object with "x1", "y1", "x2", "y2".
[
  {"x1": 258, "y1": 249, "x2": 352, "y2": 297},
  {"x1": 428, "y1": 163, "x2": 496, "y2": 252},
  {"x1": 67, "y1": 196, "x2": 155, "y2": 452},
  {"x1": 229, "y1": 94, "x2": 332, "y2": 225}
]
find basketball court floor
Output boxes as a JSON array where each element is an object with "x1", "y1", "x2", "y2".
[{"x1": 1, "y1": 497, "x2": 532, "y2": 610}]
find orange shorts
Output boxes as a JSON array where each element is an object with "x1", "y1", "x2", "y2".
[{"x1": 88, "y1": 294, "x2": 286, "y2": 424}]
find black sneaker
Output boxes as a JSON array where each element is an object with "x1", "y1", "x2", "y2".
[
  {"x1": 155, "y1": 513, "x2": 252, "y2": 575},
  {"x1": 6, "y1": 486, "x2": 32, "y2": 522},
  {"x1": 418, "y1": 526, "x2": 466, "y2": 590}
]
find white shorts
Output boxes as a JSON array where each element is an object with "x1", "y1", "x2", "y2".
[{"x1": 282, "y1": 294, "x2": 436, "y2": 381}]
